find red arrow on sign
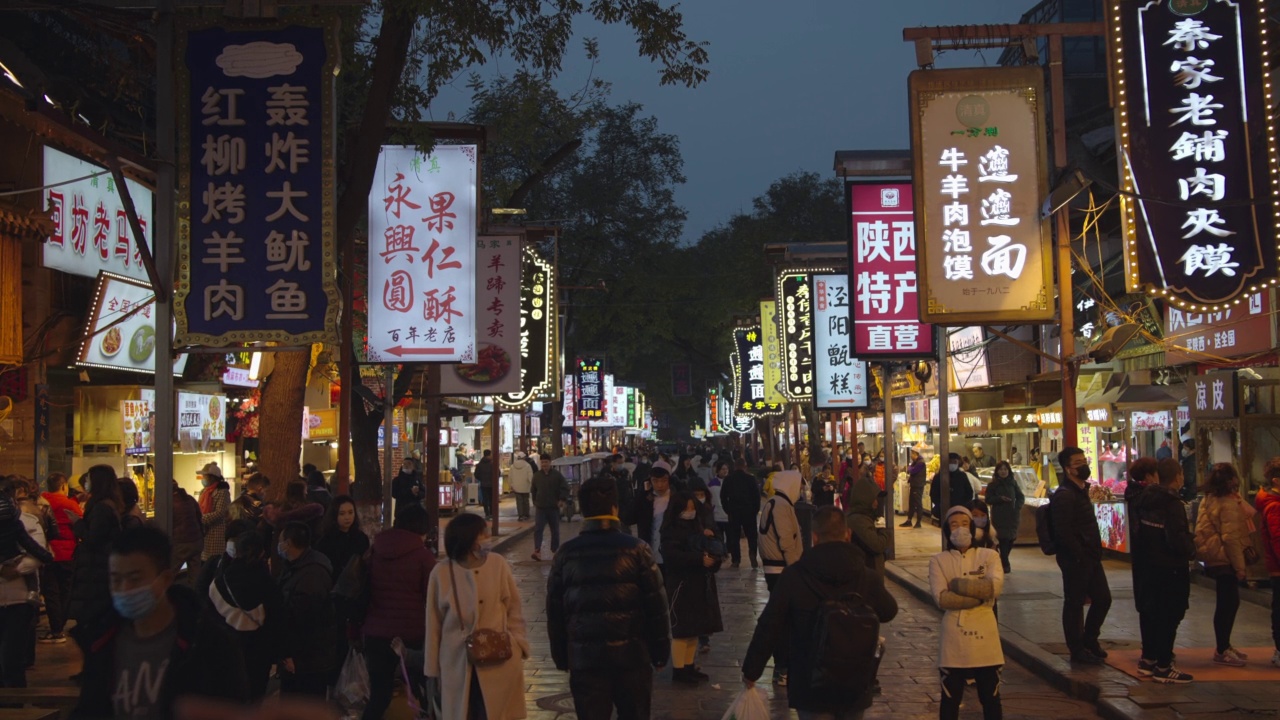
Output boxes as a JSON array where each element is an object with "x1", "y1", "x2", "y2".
[{"x1": 384, "y1": 346, "x2": 455, "y2": 357}]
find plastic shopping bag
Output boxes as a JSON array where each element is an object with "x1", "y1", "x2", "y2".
[
  {"x1": 336, "y1": 648, "x2": 371, "y2": 708},
  {"x1": 720, "y1": 686, "x2": 770, "y2": 720}
]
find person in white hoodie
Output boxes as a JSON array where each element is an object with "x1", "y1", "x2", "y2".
[
  {"x1": 509, "y1": 453, "x2": 535, "y2": 521},
  {"x1": 929, "y1": 505, "x2": 1004, "y2": 720},
  {"x1": 757, "y1": 469, "x2": 803, "y2": 686}
]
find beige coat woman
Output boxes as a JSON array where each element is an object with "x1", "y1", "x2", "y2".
[
  {"x1": 1195, "y1": 493, "x2": 1249, "y2": 575},
  {"x1": 426, "y1": 553, "x2": 529, "y2": 720}
]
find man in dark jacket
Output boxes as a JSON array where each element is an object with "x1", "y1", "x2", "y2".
[
  {"x1": 1132, "y1": 458, "x2": 1196, "y2": 682},
  {"x1": 75, "y1": 525, "x2": 249, "y2": 718},
  {"x1": 719, "y1": 459, "x2": 761, "y2": 568},
  {"x1": 391, "y1": 459, "x2": 425, "y2": 512},
  {"x1": 600, "y1": 454, "x2": 635, "y2": 534},
  {"x1": 276, "y1": 521, "x2": 337, "y2": 696},
  {"x1": 547, "y1": 476, "x2": 670, "y2": 720},
  {"x1": 742, "y1": 506, "x2": 898, "y2": 717},
  {"x1": 1050, "y1": 446, "x2": 1112, "y2": 664},
  {"x1": 531, "y1": 455, "x2": 570, "y2": 561},
  {"x1": 929, "y1": 452, "x2": 975, "y2": 519},
  {"x1": 230, "y1": 472, "x2": 269, "y2": 524},
  {"x1": 474, "y1": 449, "x2": 495, "y2": 519}
]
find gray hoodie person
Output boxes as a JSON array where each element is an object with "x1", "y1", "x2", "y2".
[{"x1": 845, "y1": 476, "x2": 888, "y2": 576}]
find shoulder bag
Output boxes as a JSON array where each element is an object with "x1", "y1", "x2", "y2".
[{"x1": 448, "y1": 560, "x2": 513, "y2": 666}]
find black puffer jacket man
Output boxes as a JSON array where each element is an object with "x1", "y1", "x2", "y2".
[{"x1": 547, "y1": 476, "x2": 670, "y2": 720}]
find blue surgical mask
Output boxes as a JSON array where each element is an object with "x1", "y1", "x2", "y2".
[
  {"x1": 277, "y1": 542, "x2": 289, "y2": 559},
  {"x1": 949, "y1": 463, "x2": 959, "y2": 472},
  {"x1": 111, "y1": 582, "x2": 159, "y2": 620}
]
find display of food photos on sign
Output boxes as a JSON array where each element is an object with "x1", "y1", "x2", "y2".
[
  {"x1": 1110, "y1": 0, "x2": 1280, "y2": 310},
  {"x1": 43, "y1": 148, "x2": 153, "y2": 282},
  {"x1": 176, "y1": 21, "x2": 340, "y2": 346},
  {"x1": 812, "y1": 274, "x2": 868, "y2": 410},
  {"x1": 121, "y1": 399, "x2": 154, "y2": 456},
  {"x1": 177, "y1": 391, "x2": 226, "y2": 453},
  {"x1": 848, "y1": 182, "x2": 933, "y2": 357},
  {"x1": 77, "y1": 273, "x2": 189, "y2": 375},
  {"x1": 495, "y1": 246, "x2": 557, "y2": 409},
  {"x1": 910, "y1": 66, "x2": 1054, "y2": 323},
  {"x1": 731, "y1": 326, "x2": 784, "y2": 417},
  {"x1": 367, "y1": 144, "x2": 478, "y2": 363},
  {"x1": 441, "y1": 237, "x2": 521, "y2": 394},
  {"x1": 576, "y1": 358, "x2": 604, "y2": 421}
]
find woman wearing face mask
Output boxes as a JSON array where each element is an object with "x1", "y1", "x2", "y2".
[
  {"x1": 68, "y1": 465, "x2": 124, "y2": 653},
  {"x1": 984, "y1": 461, "x2": 1025, "y2": 573},
  {"x1": 426, "y1": 512, "x2": 527, "y2": 720},
  {"x1": 659, "y1": 491, "x2": 724, "y2": 684},
  {"x1": 197, "y1": 463, "x2": 232, "y2": 563},
  {"x1": 929, "y1": 506, "x2": 1004, "y2": 720},
  {"x1": 206, "y1": 529, "x2": 284, "y2": 700},
  {"x1": 1194, "y1": 463, "x2": 1252, "y2": 667}
]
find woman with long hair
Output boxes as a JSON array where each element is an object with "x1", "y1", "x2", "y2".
[
  {"x1": 426, "y1": 513, "x2": 528, "y2": 720},
  {"x1": 1195, "y1": 463, "x2": 1252, "y2": 666},
  {"x1": 659, "y1": 491, "x2": 723, "y2": 684},
  {"x1": 316, "y1": 495, "x2": 369, "y2": 580},
  {"x1": 67, "y1": 465, "x2": 123, "y2": 648},
  {"x1": 984, "y1": 460, "x2": 1025, "y2": 573}
]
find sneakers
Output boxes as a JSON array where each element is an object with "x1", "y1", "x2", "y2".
[
  {"x1": 1070, "y1": 650, "x2": 1106, "y2": 665},
  {"x1": 899, "y1": 520, "x2": 914, "y2": 527},
  {"x1": 38, "y1": 632, "x2": 66, "y2": 644},
  {"x1": 1213, "y1": 647, "x2": 1247, "y2": 666},
  {"x1": 1152, "y1": 665, "x2": 1194, "y2": 684},
  {"x1": 1136, "y1": 657, "x2": 1157, "y2": 677},
  {"x1": 1271, "y1": 650, "x2": 1280, "y2": 668},
  {"x1": 1225, "y1": 646, "x2": 1249, "y2": 661},
  {"x1": 530, "y1": 551, "x2": 542, "y2": 562}
]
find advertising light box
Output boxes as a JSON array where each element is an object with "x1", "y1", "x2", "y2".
[
  {"x1": 43, "y1": 147, "x2": 153, "y2": 282},
  {"x1": 77, "y1": 273, "x2": 188, "y2": 376}
]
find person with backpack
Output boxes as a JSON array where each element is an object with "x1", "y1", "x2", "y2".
[
  {"x1": 930, "y1": 505, "x2": 1004, "y2": 720},
  {"x1": 758, "y1": 469, "x2": 804, "y2": 686},
  {"x1": 743, "y1": 506, "x2": 898, "y2": 720},
  {"x1": 1048, "y1": 446, "x2": 1112, "y2": 665}
]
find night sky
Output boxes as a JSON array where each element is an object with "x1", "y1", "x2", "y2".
[{"x1": 430, "y1": 0, "x2": 1041, "y2": 242}]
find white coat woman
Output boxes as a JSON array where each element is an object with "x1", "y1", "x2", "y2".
[
  {"x1": 426, "y1": 513, "x2": 529, "y2": 720},
  {"x1": 928, "y1": 505, "x2": 1004, "y2": 720}
]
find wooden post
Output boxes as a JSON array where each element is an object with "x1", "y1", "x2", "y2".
[
  {"x1": 425, "y1": 367, "x2": 442, "y2": 551},
  {"x1": 381, "y1": 365, "x2": 395, "y2": 525},
  {"x1": 491, "y1": 409, "x2": 501, "y2": 536}
]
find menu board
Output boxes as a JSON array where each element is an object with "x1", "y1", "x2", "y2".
[
  {"x1": 121, "y1": 399, "x2": 154, "y2": 456},
  {"x1": 177, "y1": 391, "x2": 226, "y2": 452},
  {"x1": 77, "y1": 272, "x2": 188, "y2": 375}
]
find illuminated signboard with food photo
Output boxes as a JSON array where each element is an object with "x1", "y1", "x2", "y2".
[
  {"x1": 77, "y1": 272, "x2": 189, "y2": 375},
  {"x1": 442, "y1": 236, "x2": 521, "y2": 394}
]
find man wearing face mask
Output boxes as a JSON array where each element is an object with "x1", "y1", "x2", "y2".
[
  {"x1": 75, "y1": 525, "x2": 248, "y2": 718},
  {"x1": 275, "y1": 521, "x2": 338, "y2": 696},
  {"x1": 930, "y1": 453, "x2": 975, "y2": 521},
  {"x1": 1049, "y1": 446, "x2": 1112, "y2": 665}
]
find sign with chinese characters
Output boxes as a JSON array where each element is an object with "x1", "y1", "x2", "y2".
[
  {"x1": 779, "y1": 271, "x2": 823, "y2": 401},
  {"x1": 1189, "y1": 369, "x2": 1238, "y2": 419},
  {"x1": 1109, "y1": 0, "x2": 1280, "y2": 310},
  {"x1": 732, "y1": 326, "x2": 785, "y2": 417},
  {"x1": 307, "y1": 408, "x2": 338, "y2": 441},
  {"x1": 627, "y1": 387, "x2": 640, "y2": 429},
  {"x1": 495, "y1": 246, "x2": 557, "y2": 409},
  {"x1": 909, "y1": 66, "x2": 1054, "y2": 323},
  {"x1": 723, "y1": 353, "x2": 757, "y2": 434},
  {"x1": 759, "y1": 300, "x2": 787, "y2": 404},
  {"x1": 77, "y1": 273, "x2": 189, "y2": 375},
  {"x1": 177, "y1": 391, "x2": 226, "y2": 453},
  {"x1": 947, "y1": 326, "x2": 989, "y2": 390},
  {"x1": 121, "y1": 399, "x2": 154, "y2": 456},
  {"x1": 607, "y1": 382, "x2": 629, "y2": 427},
  {"x1": 848, "y1": 182, "x2": 933, "y2": 356},
  {"x1": 576, "y1": 357, "x2": 604, "y2": 421},
  {"x1": 706, "y1": 387, "x2": 720, "y2": 433},
  {"x1": 441, "y1": 237, "x2": 520, "y2": 394},
  {"x1": 930, "y1": 395, "x2": 961, "y2": 428},
  {"x1": 958, "y1": 410, "x2": 990, "y2": 434},
  {"x1": 991, "y1": 408, "x2": 1039, "y2": 431},
  {"x1": 176, "y1": 21, "x2": 340, "y2": 346},
  {"x1": 813, "y1": 274, "x2": 868, "y2": 410},
  {"x1": 1131, "y1": 410, "x2": 1172, "y2": 432},
  {"x1": 366, "y1": 144, "x2": 478, "y2": 362},
  {"x1": 43, "y1": 147, "x2": 152, "y2": 282},
  {"x1": 906, "y1": 398, "x2": 930, "y2": 424},
  {"x1": 671, "y1": 363, "x2": 692, "y2": 397},
  {"x1": 1084, "y1": 404, "x2": 1115, "y2": 427},
  {"x1": 1165, "y1": 289, "x2": 1274, "y2": 363}
]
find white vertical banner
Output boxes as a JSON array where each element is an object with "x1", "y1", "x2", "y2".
[
  {"x1": 441, "y1": 236, "x2": 521, "y2": 394},
  {"x1": 813, "y1": 274, "x2": 868, "y2": 410},
  {"x1": 367, "y1": 145, "x2": 477, "y2": 362}
]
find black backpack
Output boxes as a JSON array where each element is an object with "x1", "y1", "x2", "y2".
[
  {"x1": 802, "y1": 574, "x2": 882, "y2": 702},
  {"x1": 1036, "y1": 501, "x2": 1057, "y2": 555}
]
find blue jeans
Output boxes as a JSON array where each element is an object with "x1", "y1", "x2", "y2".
[{"x1": 534, "y1": 506, "x2": 561, "y2": 553}]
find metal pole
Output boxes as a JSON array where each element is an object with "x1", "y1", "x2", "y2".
[
  {"x1": 883, "y1": 363, "x2": 896, "y2": 560},
  {"x1": 336, "y1": 236, "x2": 353, "y2": 494},
  {"x1": 1050, "y1": 33, "x2": 1078, "y2": 448},
  {"x1": 425, "y1": 367, "x2": 442, "y2": 550},
  {"x1": 152, "y1": 0, "x2": 175, "y2": 536},
  {"x1": 491, "y1": 409, "x2": 501, "y2": 537},
  {"x1": 937, "y1": 327, "x2": 951, "y2": 551},
  {"x1": 381, "y1": 365, "x2": 395, "y2": 525}
]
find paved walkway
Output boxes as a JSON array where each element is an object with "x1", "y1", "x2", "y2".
[{"x1": 885, "y1": 522, "x2": 1280, "y2": 720}]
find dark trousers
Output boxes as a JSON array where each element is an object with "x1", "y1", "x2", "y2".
[
  {"x1": 997, "y1": 539, "x2": 1014, "y2": 572},
  {"x1": 569, "y1": 664, "x2": 653, "y2": 720},
  {"x1": 0, "y1": 603, "x2": 33, "y2": 688},
  {"x1": 725, "y1": 514, "x2": 758, "y2": 565},
  {"x1": 764, "y1": 574, "x2": 788, "y2": 673},
  {"x1": 514, "y1": 492, "x2": 530, "y2": 520},
  {"x1": 280, "y1": 670, "x2": 328, "y2": 698},
  {"x1": 1136, "y1": 567, "x2": 1188, "y2": 666},
  {"x1": 364, "y1": 636, "x2": 420, "y2": 720},
  {"x1": 1058, "y1": 558, "x2": 1112, "y2": 655},
  {"x1": 534, "y1": 506, "x2": 561, "y2": 553},
  {"x1": 1213, "y1": 571, "x2": 1241, "y2": 654},
  {"x1": 939, "y1": 665, "x2": 1002, "y2": 720},
  {"x1": 906, "y1": 484, "x2": 925, "y2": 524},
  {"x1": 1272, "y1": 574, "x2": 1280, "y2": 651},
  {"x1": 40, "y1": 561, "x2": 73, "y2": 634}
]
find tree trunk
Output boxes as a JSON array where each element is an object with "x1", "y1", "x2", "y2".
[
  {"x1": 351, "y1": 406, "x2": 383, "y2": 503},
  {"x1": 255, "y1": 351, "x2": 309, "y2": 502}
]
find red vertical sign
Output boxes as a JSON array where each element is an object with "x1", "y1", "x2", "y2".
[{"x1": 849, "y1": 182, "x2": 934, "y2": 357}]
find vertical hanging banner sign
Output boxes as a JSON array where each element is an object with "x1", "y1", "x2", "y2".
[
  {"x1": 671, "y1": 363, "x2": 692, "y2": 397},
  {"x1": 1109, "y1": 0, "x2": 1280, "y2": 310},
  {"x1": 759, "y1": 299, "x2": 787, "y2": 404},
  {"x1": 848, "y1": 182, "x2": 934, "y2": 357},
  {"x1": 813, "y1": 274, "x2": 869, "y2": 410},
  {"x1": 176, "y1": 20, "x2": 341, "y2": 346},
  {"x1": 576, "y1": 357, "x2": 604, "y2": 421},
  {"x1": 909, "y1": 66, "x2": 1054, "y2": 323},
  {"x1": 732, "y1": 326, "x2": 784, "y2": 417},
  {"x1": 441, "y1": 236, "x2": 521, "y2": 394},
  {"x1": 366, "y1": 145, "x2": 478, "y2": 362},
  {"x1": 778, "y1": 271, "x2": 819, "y2": 401},
  {"x1": 495, "y1": 246, "x2": 558, "y2": 409}
]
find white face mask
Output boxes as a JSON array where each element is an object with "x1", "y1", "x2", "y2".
[
  {"x1": 679, "y1": 510, "x2": 697, "y2": 521},
  {"x1": 950, "y1": 527, "x2": 973, "y2": 550},
  {"x1": 225, "y1": 540, "x2": 238, "y2": 559},
  {"x1": 949, "y1": 463, "x2": 959, "y2": 472}
]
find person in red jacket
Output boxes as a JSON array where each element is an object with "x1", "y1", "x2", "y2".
[
  {"x1": 1254, "y1": 457, "x2": 1280, "y2": 669},
  {"x1": 362, "y1": 502, "x2": 436, "y2": 720},
  {"x1": 39, "y1": 473, "x2": 82, "y2": 643}
]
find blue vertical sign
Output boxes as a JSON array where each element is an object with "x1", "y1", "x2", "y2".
[{"x1": 175, "y1": 20, "x2": 339, "y2": 346}]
